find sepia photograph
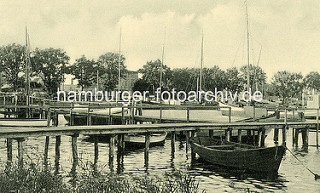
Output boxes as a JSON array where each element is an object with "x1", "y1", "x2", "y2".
[{"x1": 0, "y1": 0, "x2": 319, "y2": 192}]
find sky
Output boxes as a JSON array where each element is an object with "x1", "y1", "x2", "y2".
[{"x1": 1, "y1": 0, "x2": 319, "y2": 83}]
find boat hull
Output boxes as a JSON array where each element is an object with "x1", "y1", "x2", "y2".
[{"x1": 191, "y1": 137, "x2": 285, "y2": 173}]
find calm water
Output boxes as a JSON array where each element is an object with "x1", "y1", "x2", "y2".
[{"x1": 0, "y1": 113, "x2": 320, "y2": 192}]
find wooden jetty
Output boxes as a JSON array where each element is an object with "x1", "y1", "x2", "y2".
[{"x1": 0, "y1": 101, "x2": 320, "y2": 172}]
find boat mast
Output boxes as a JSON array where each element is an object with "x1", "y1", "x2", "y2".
[
  {"x1": 200, "y1": 32, "x2": 204, "y2": 92},
  {"x1": 25, "y1": 27, "x2": 31, "y2": 106},
  {"x1": 245, "y1": 1, "x2": 250, "y2": 92},
  {"x1": 160, "y1": 28, "x2": 166, "y2": 89},
  {"x1": 118, "y1": 28, "x2": 121, "y2": 91}
]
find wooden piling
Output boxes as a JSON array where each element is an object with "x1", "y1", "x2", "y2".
[
  {"x1": 159, "y1": 107, "x2": 163, "y2": 123},
  {"x1": 171, "y1": 131, "x2": 176, "y2": 155},
  {"x1": 44, "y1": 136, "x2": 50, "y2": 167},
  {"x1": 238, "y1": 129, "x2": 242, "y2": 143},
  {"x1": 302, "y1": 127, "x2": 309, "y2": 148},
  {"x1": 191, "y1": 131, "x2": 196, "y2": 160},
  {"x1": 17, "y1": 138, "x2": 25, "y2": 168},
  {"x1": 71, "y1": 134, "x2": 78, "y2": 168},
  {"x1": 317, "y1": 109, "x2": 319, "y2": 148},
  {"x1": 186, "y1": 107, "x2": 190, "y2": 122},
  {"x1": 109, "y1": 135, "x2": 115, "y2": 171},
  {"x1": 209, "y1": 130, "x2": 214, "y2": 138},
  {"x1": 6, "y1": 138, "x2": 12, "y2": 169},
  {"x1": 257, "y1": 129, "x2": 262, "y2": 147},
  {"x1": 186, "y1": 131, "x2": 190, "y2": 153},
  {"x1": 282, "y1": 125, "x2": 287, "y2": 146},
  {"x1": 261, "y1": 128, "x2": 266, "y2": 147},
  {"x1": 55, "y1": 136, "x2": 61, "y2": 175},
  {"x1": 274, "y1": 128, "x2": 279, "y2": 143},
  {"x1": 144, "y1": 133, "x2": 150, "y2": 167},
  {"x1": 294, "y1": 128, "x2": 299, "y2": 147},
  {"x1": 47, "y1": 108, "x2": 51, "y2": 127},
  {"x1": 87, "y1": 105, "x2": 92, "y2": 126},
  {"x1": 94, "y1": 135, "x2": 98, "y2": 166}
]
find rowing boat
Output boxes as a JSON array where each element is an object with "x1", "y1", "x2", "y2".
[{"x1": 190, "y1": 136, "x2": 285, "y2": 173}]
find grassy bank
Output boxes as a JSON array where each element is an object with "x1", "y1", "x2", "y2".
[{"x1": 0, "y1": 161, "x2": 205, "y2": 193}]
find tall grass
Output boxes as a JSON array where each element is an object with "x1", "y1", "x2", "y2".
[{"x1": 0, "y1": 160, "x2": 205, "y2": 193}]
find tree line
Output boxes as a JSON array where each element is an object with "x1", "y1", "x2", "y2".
[
  {"x1": 0, "y1": 44, "x2": 127, "y2": 97},
  {"x1": 1, "y1": 43, "x2": 319, "y2": 104}
]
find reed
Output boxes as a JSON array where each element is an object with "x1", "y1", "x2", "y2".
[{"x1": 0, "y1": 159, "x2": 205, "y2": 193}]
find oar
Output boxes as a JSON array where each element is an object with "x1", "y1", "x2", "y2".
[{"x1": 286, "y1": 147, "x2": 320, "y2": 180}]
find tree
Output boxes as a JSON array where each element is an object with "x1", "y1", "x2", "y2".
[
  {"x1": 139, "y1": 59, "x2": 172, "y2": 92},
  {"x1": 97, "y1": 52, "x2": 126, "y2": 91},
  {"x1": 203, "y1": 66, "x2": 227, "y2": 91},
  {"x1": 271, "y1": 71, "x2": 304, "y2": 104},
  {"x1": 240, "y1": 64, "x2": 266, "y2": 92},
  {"x1": 32, "y1": 48, "x2": 70, "y2": 97},
  {"x1": 132, "y1": 79, "x2": 151, "y2": 92},
  {"x1": 225, "y1": 67, "x2": 243, "y2": 92},
  {"x1": 67, "y1": 55, "x2": 97, "y2": 90},
  {"x1": 304, "y1": 71, "x2": 320, "y2": 91},
  {"x1": 171, "y1": 68, "x2": 196, "y2": 92},
  {"x1": 0, "y1": 44, "x2": 26, "y2": 91}
]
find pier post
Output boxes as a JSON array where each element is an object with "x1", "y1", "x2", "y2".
[
  {"x1": 94, "y1": 135, "x2": 98, "y2": 168},
  {"x1": 257, "y1": 129, "x2": 262, "y2": 147},
  {"x1": 87, "y1": 105, "x2": 92, "y2": 126},
  {"x1": 44, "y1": 136, "x2": 50, "y2": 167},
  {"x1": 186, "y1": 131, "x2": 190, "y2": 153},
  {"x1": 317, "y1": 109, "x2": 319, "y2": 148},
  {"x1": 209, "y1": 130, "x2": 214, "y2": 138},
  {"x1": 238, "y1": 129, "x2": 242, "y2": 143},
  {"x1": 71, "y1": 134, "x2": 79, "y2": 170},
  {"x1": 186, "y1": 107, "x2": 190, "y2": 122},
  {"x1": 171, "y1": 131, "x2": 176, "y2": 155},
  {"x1": 274, "y1": 128, "x2": 279, "y2": 143},
  {"x1": 17, "y1": 138, "x2": 25, "y2": 168},
  {"x1": 292, "y1": 127, "x2": 295, "y2": 147},
  {"x1": 55, "y1": 136, "x2": 61, "y2": 175},
  {"x1": 144, "y1": 132, "x2": 150, "y2": 168},
  {"x1": 191, "y1": 131, "x2": 196, "y2": 161},
  {"x1": 252, "y1": 130, "x2": 256, "y2": 145},
  {"x1": 109, "y1": 107, "x2": 112, "y2": 124},
  {"x1": 109, "y1": 135, "x2": 115, "y2": 172},
  {"x1": 116, "y1": 134, "x2": 125, "y2": 173},
  {"x1": 294, "y1": 128, "x2": 299, "y2": 147},
  {"x1": 159, "y1": 107, "x2": 163, "y2": 123},
  {"x1": 47, "y1": 108, "x2": 51, "y2": 127},
  {"x1": 302, "y1": 127, "x2": 309, "y2": 149},
  {"x1": 6, "y1": 138, "x2": 12, "y2": 170},
  {"x1": 282, "y1": 125, "x2": 287, "y2": 146},
  {"x1": 121, "y1": 107, "x2": 125, "y2": 124},
  {"x1": 228, "y1": 107, "x2": 231, "y2": 123},
  {"x1": 261, "y1": 128, "x2": 266, "y2": 147}
]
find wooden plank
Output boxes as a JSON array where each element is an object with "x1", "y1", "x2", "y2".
[{"x1": 0, "y1": 121, "x2": 317, "y2": 139}]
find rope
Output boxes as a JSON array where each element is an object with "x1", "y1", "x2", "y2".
[{"x1": 286, "y1": 147, "x2": 320, "y2": 179}]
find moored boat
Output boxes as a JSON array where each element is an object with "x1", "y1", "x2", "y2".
[
  {"x1": 190, "y1": 136, "x2": 286, "y2": 173},
  {"x1": 124, "y1": 132, "x2": 167, "y2": 148}
]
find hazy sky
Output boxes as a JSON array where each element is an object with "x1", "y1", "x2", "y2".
[{"x1": 1, "y1": 0, "x2": 319, "y2": 82}]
